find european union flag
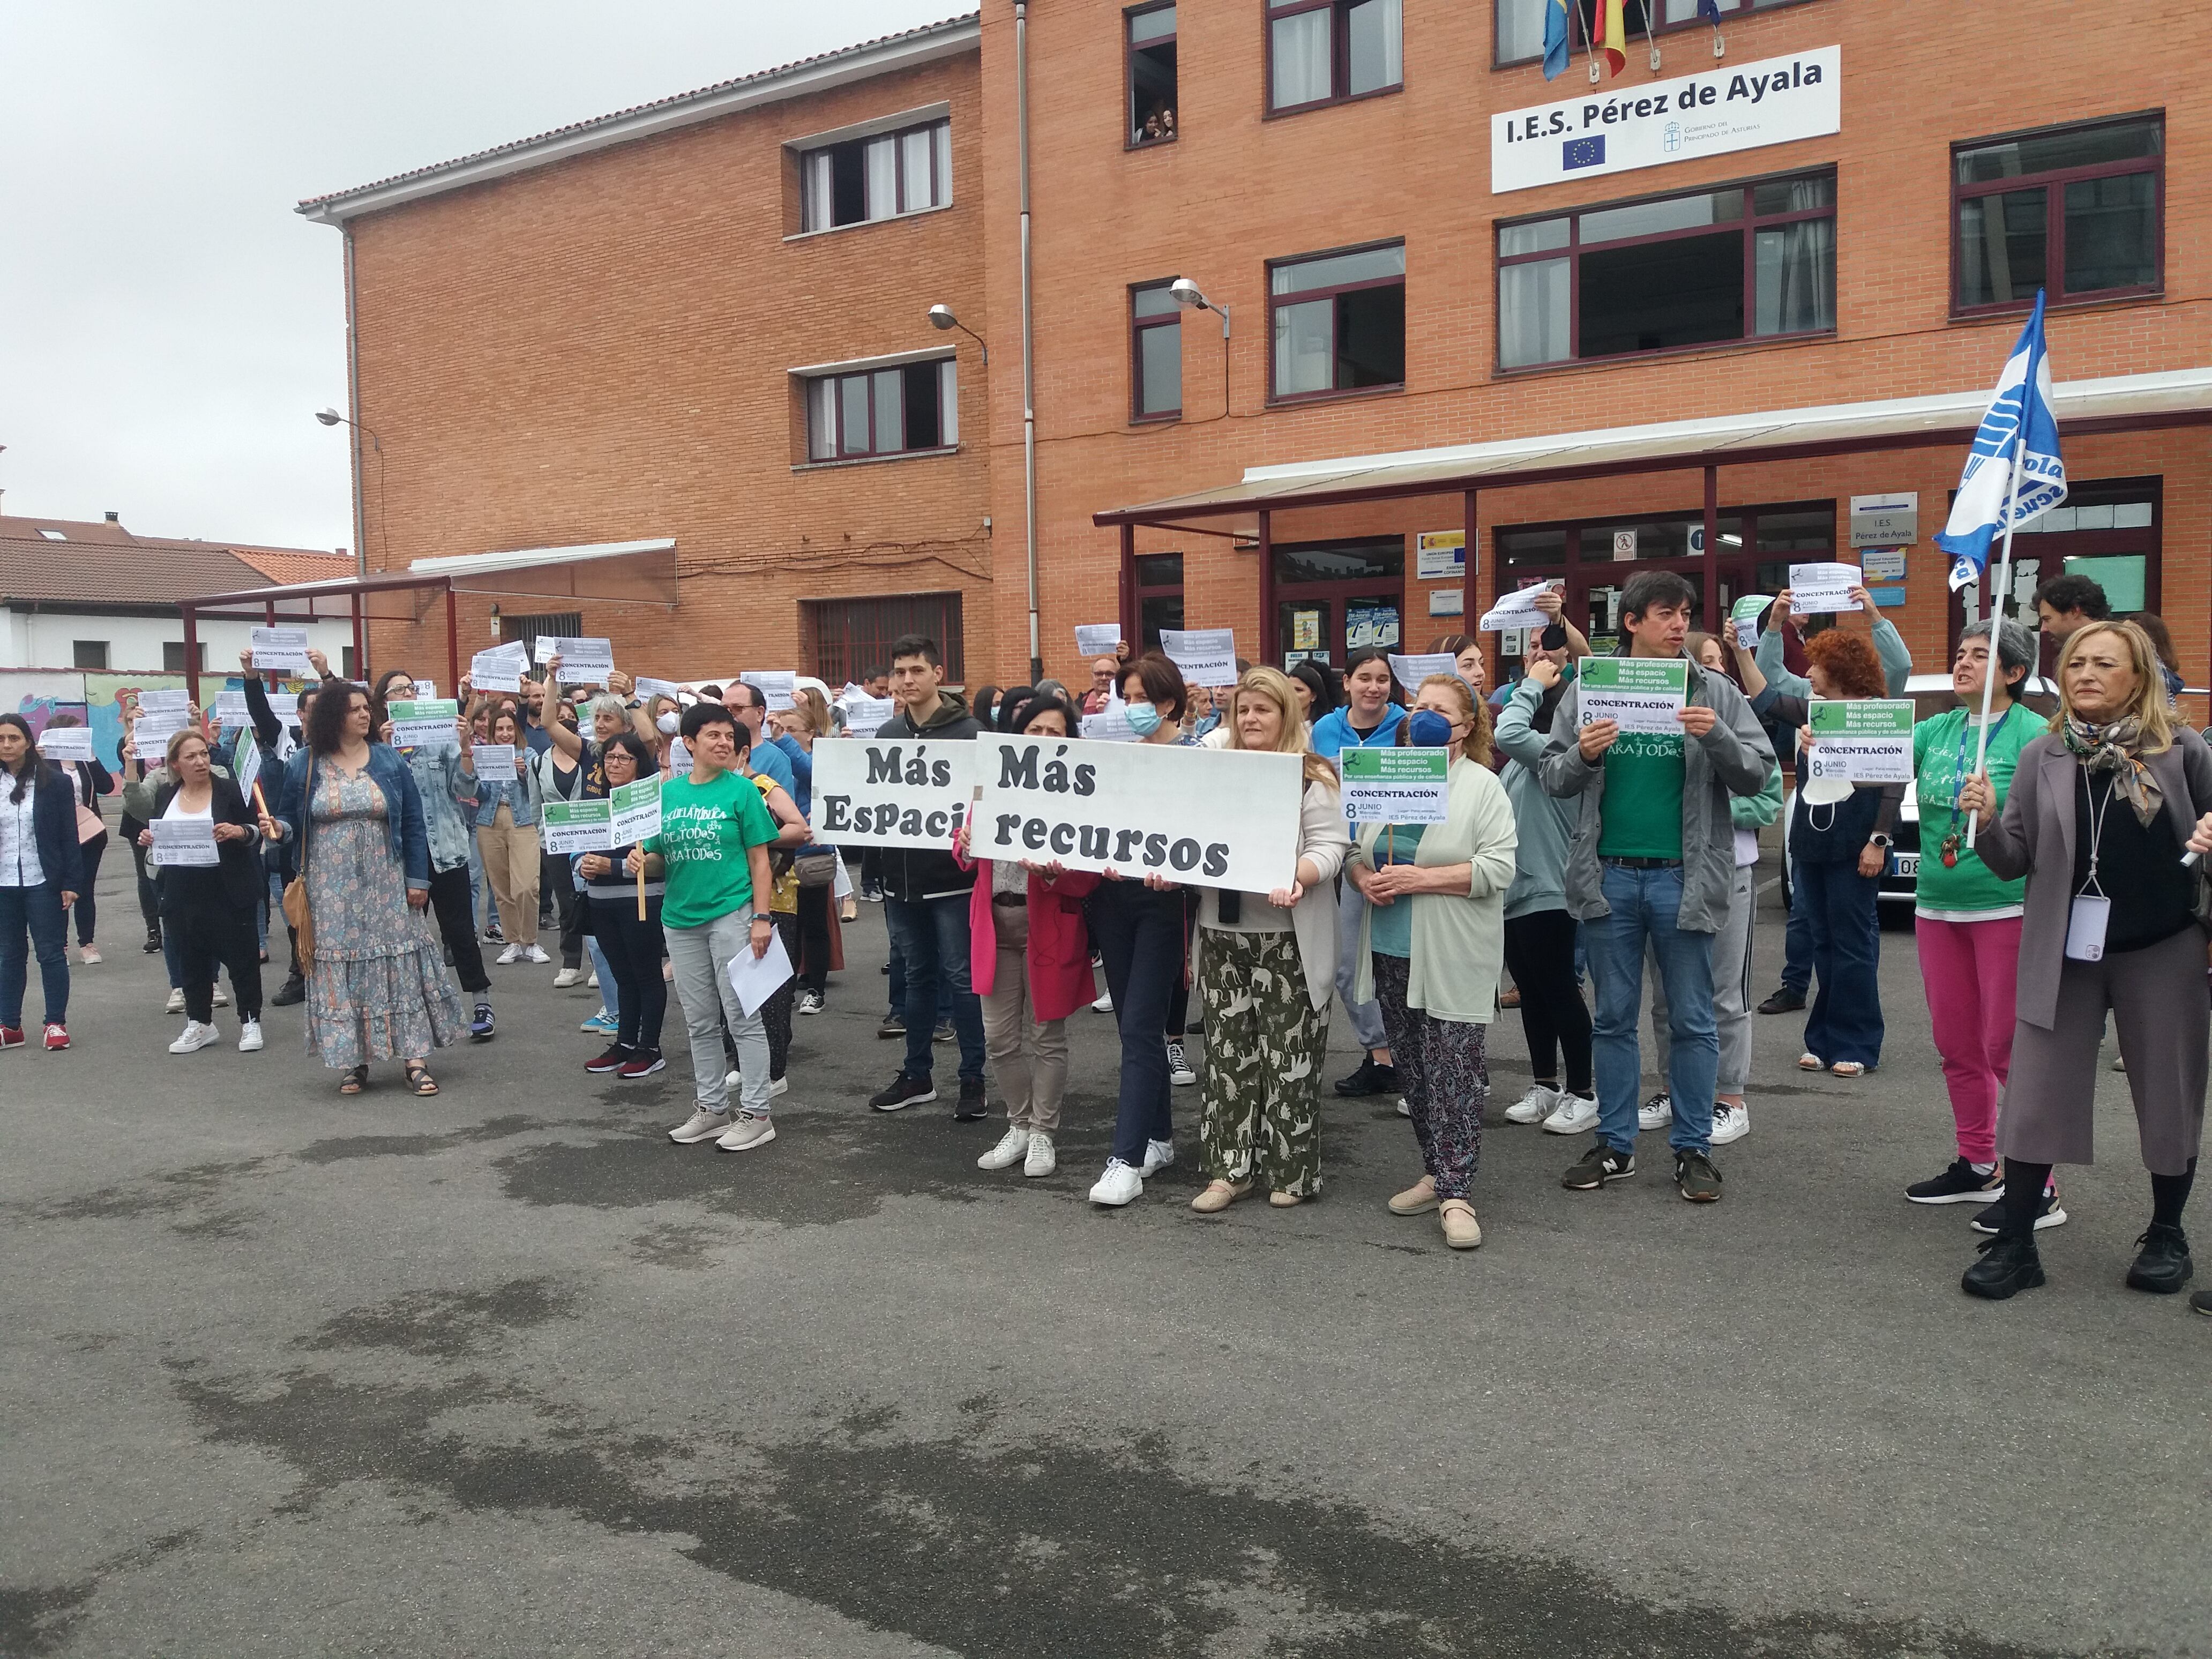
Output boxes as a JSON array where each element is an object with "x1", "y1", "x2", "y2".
[{"x1": 1563, "y1": 135, "x2": 1605, "y2": 171}]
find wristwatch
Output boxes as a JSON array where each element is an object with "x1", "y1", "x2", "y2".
[
  {"x1": 750, "y1": 912, "x2": 774, "y2": 924},
  {"x1": 1868, "y1": 832, "x2": 1894, "y2": 848}
]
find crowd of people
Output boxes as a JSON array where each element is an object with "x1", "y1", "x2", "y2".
[{"x1": 3, "y1": 570, "x2": 2207, "y2": 1315}]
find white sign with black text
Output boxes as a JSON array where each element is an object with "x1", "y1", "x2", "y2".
[
  {"x1": 1159, "y1": 629, "x2": 1239, "y2": 689},
  {"x1": 811, "y1": 737, "x2": 978, "y2": 850}
]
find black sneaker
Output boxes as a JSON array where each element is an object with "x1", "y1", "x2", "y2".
[
  {"x1": 1675, "y1": 1149, "x2": 1723, "y2": 1202},
  {"x1": 2125, "y1": 1223, "x2": 2194, "y2": 1295},
  {"x1": 1971, "y1": 1190, "x2": 2067, "y2": 1234},
  {"x1": 1907, "y1": 1158, "x2": 2005, "y2": 1206},
  {"x1": 953, "y1": 1076, "x2": 989, "y2": 1121},
  {"x1": 1756, "y1": 986, "x2": 1806, "y2": 1015},
  {"x1": 144, "y1": 928, "x2": 164, "y2": 954},
  {"x1": 1561, "y1": 1141, "x2": 1635, "y2": 1190},
  {"x1": 932, "y1": 1021, "x2": 955, "y2": 1044},
  {"x1": 2192, "y1": 1288, "x2": 2212, "y2": 1316},
  {"x1": 869, "y1": 1072, "x2": 937, "y2": 1112},
  {"x1": 584, "y1": 1044, "x2": 633, "y2": 1074},
  {"x1": 877, "y1": 1013, "x2": 905, "y2": 1038},
  {"x1": 1334, "y1": 1057, "x2": 1396, "y2": 1097},
  {"x1": 270, "y1": 974, "x2": 307, "y2": 1008},
  {"x1": 469, "y1": 1002, "x2": 495, "y2": 1042},
  {"x1": 1962, "y1": 1231, "x2": 2045, "y2": 1299},
  {"x1": 483, "y1": 921, "x2": 504, "y2": 944}
]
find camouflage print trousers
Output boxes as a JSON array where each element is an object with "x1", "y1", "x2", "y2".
[
  {"x1": 1197, "y1": 928, "x2": 1331, "y2": 1197},
  {"x1": 1371, "y1": 952, "x2": 1488, "y2": 1200}
]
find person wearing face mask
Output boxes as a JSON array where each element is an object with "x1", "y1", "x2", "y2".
[
  {"x1": 1350, "y1": 677, "x2": 1518, "y2": 1248},
  {"x1": 1309, "y1": 647, "x2": 1406, "y2": 1100},
  {"x1": 1087, "y1": 654, "x2": 1197, "y2": 1207},
  {"x1": 1189, "y1": 669, "x2": 1351, "y2": 1212}
]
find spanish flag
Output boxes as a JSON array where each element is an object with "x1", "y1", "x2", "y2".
[{"x1": 1595, "y1": 0, "x2": 1627, "y2": 77}]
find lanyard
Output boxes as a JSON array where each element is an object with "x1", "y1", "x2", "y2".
[
  {"x1": 2078, "y1": 772, "x2": 2116, "y2": 899},
  {"x1": 1947, "y1": 704, "x2": 2014, "y2": 822}
]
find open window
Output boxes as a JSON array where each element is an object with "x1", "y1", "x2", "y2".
[
  {"x1": 804, "y1": 360, "x2": 959, "y2": 461},
  {"x1": 1127, "y1": 5, "x2": 1177, "y2": 144},
  {"x1": 1268, "y1": 241, "x2": 1406, "y2": 401},
  {"x1": 798, "y1": 118, "x2": 952, "y2": 234}
]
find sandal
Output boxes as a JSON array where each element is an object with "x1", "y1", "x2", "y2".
[
  {"x1": 403, "y1": 1063, "x2": 439, "y2": 1096},
  {"x1": 1797, "y1": 1052, "x2": 1823, "y2": 1071},
  {"x1": 1829, "y1": 1061, "x2": 1867, "y2": 1078},
  {"x1": 338, "y1": 1064, "x2": 369, "y2": 1095}
]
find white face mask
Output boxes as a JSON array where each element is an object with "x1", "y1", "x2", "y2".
[{"x1": 656, "y1": 712, "x2": 681, "y2": 735}]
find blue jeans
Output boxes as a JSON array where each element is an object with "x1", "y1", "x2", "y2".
[
  {"x1": 1799, "y1": 859, "x2": 1884, "y2": 1067},
  {"x1": 884, "y1": 893, "x2": 984, "y2": 1083},
  {"x1": 1585, "y1": 863, "x2": 1716, "y2": 1157},
  {"x1": 1781, "y1": 839, "x2": 1812, "y2": 996},
  {"x1": 468, "y1": 826, "x2": 489, "y2": 929},
  {"x1": 885, "y1": 938, "x2": 954, "y2": 1025},
  {"x1": 0, "y1": 881, "x2": 71, "y2": 1029},
  {"x1": 1090, "y1": 881, "x2": 1184, "y2": 1165}
]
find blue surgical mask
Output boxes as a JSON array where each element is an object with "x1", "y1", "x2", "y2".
[
  {"x1": 1124, "y1": 701, "x2": 1162, "y2": 737},
  {"x1": 1408, "y1": 709, "x2": 1456, "y2": 748}
]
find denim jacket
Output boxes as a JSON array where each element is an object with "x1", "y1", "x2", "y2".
[
  {"x1": 273, "y1": 745, "x2": 431, "y2": 891},
  {"x1": 399, "y1": 744, "x2": 473, "y2": 873},
  {"x1": 470, "y1": 773, "x2": 540, "y2": 828}
]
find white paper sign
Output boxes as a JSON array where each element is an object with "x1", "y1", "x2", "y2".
[
  {"x1": 150, "y1": 817, "x2": 220, "y2": 868},
  {"x1": 1338, "y1": 748, "x2": 1452, "y2": 825},
  {"x1": 1491, "y1": 47, "x2": 1841, "y2": 195},
  {"x1": 1805, "y1": 699, "x2": 1914, "y2": 784},
  {"x1": 547, "y1": 638, "x2": 614, "y2": 685},
  {"x1": 1074, "y1": 624, "x2": 1123, "y2": 660},
  {"x1": 632, "y1": 676, "x2": 683, "y2": 704},
  {"x1": 231, "y1": 733, "x2": 264, "y2": 801},
  {"x1": 970, "y1": 734, "x2": 1302, "y2": 891},
  {"x1": 1575, "y1": 657, "x2": 1690, "y2": 736},
  {"x1": 739, "y1": 671, "x2": 796, "y2": 711},
  {"x1": 1160, "y1": 629, "x2": 1238, "y2": 689},
  {"x1": 1479, "y1": 579, "x2": 1563, "y2": 633},
  {"x1": 1789, "y1": 563, "x2": 1865, "y2": 615},
  {"x1": 812, "y1": 737, "x2": 978, "y2": 849},
  {"x1": 267, "y1": 693, "x2": 299, "y2": 725},
  {"x1": 610, "y1": 776, "x2": 662, "y2": 844},
  {"x1": 1386, "y1": 653, "x2": 1459, "y2": 694},
  {"x1": 136, "y1": 689, "x2": 189, "y2": 713},
  {"x1": 132, "y1": 708, "x2": 191, "y2": 749},
  {"x1": 387, "y1": 699, "x2": 461, "y2": 751},
  {"x1": 471, "y1": 744, "x2": 518, "y2": 782},
  {"x1": 250, "y1": 626, "x2": 313, "y2": 674},
  {"x1": 667, "y1": 737, "x2": 692, "y2": 773},
  {"x1": 541, "y1": 798, "x2": 614, "y2": 855},
  {"x1": 471, "y1": 645, "x2": 530, "y2": 692},
  {"x1": 841, "y1": 696, "x2": 896, "y2": 735},
  {"x1": 1079, "y1": 709, "x2": 1138, "y2": 743},
  {"x1": 35, "y1": 725, "x2": 95, "y2": 761},
  {"x1": 726, "y1": 928, "x2": 796, "y2": 1018}
]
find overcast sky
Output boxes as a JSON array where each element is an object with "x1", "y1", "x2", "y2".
[{"x1": 0, "y1": 0, "x2": 955, "y2": 551}]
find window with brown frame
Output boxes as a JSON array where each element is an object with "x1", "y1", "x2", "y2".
[
  {"x1": 1131, "y1": 282, "x2": 1183, "y2": 420},
  {"x1": 1497, "y1": 169, "x2": 1834, "y2": 369},
  {"x1": 1128, "y1": 5, "x2": 1178, "y2": 144},
  {"x1": 804, "y1": 360, "x2": 959, "y2": 461},
  {"x1": 798, "y1": 118, "x2": 952, "y2": 234},
  {"x1": 806, "y1": 592, "x2": 965, "y2": 686},
  {"x1": 1266, "y1": 0, "x2": 1401, "y2": 115},
  {"x1": 1953, "y1": 116, "x2": 2163, "y2": 315},
  {"x1": 1269, "y1": 241, "x2": 1405, "y2": 401},
  {"x1": 1493, "y1": 0, "x2": 1808, "y2": 66}
]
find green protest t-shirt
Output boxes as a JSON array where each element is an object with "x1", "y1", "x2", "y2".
[
  {"x1": 1597, "y1": 730, "x2": 1686, "y2": 860},
  {"x1": 1911, "y1": 704, "x2": 2037, "y2": 918},
  {"x1": 646, "y1": 769, "x2": 779, "y2": 930}
]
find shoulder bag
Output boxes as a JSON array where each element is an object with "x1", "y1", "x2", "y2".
[{"x1": 281, "y1": 760, "x2": 315, "y2": 962}]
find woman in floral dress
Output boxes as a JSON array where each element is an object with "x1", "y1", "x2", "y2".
[{"x1": 261, "y1": 682, "x2": 465, "y2": 1095}]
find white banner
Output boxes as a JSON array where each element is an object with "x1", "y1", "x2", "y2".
[
  {"x1": 812, "y1": 735, "x2": 978, "y2": 849},
  {"x1": 1789, "y1": 562, "x2": 1864, "y2": 615},
  {"x1": 150, "y1": 817, "x2": 220, "y2": 868},
  {"x1": 249, "y1": 626, "x2": 313, "y2": 674},
  {"x1": 266, "y1": 693, "x2": 299, "y2": 726},
  {"x1": 1160, "y1": 629, "x2": 1238, "y2": 689},
  {"x1": 1491, "y1": 46, "x2": 1840, "y2": 195},
  {"x1": 970, "y1": 734, "x2": 1302, "y2": 891}
]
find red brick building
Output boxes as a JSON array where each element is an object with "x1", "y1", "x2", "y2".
[{"x1": 301, "y1": 2, "x2": 2210, "y2": 707}]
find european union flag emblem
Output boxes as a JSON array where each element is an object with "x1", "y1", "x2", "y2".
[{"x1": 1562, "y1": 135, "x2": 1605, "y2": 171}]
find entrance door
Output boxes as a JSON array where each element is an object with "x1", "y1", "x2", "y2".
[{"x1": 1274, "y1": 536, "x2": 1404, "y2": 669}]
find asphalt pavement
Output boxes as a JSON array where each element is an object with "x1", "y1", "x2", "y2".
[{"x1": 3, "y1": 861, "x2": 2207, "y2": 1658}]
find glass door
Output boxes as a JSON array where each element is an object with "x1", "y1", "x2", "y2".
[{"x1": 1274, "y1": 536, "x2": 1404, "y2": 669}]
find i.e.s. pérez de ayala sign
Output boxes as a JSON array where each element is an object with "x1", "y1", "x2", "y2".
[{"x1": 1491, "y1": 46, "x2": 1840, "y2": 194}]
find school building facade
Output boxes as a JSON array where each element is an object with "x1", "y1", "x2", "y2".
[{"x1": 299, "y1": 1, "x2": 2211, "y2": 710}]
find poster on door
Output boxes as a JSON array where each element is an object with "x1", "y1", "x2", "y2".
[{"x1": 1346, "y1": 601, "x2": 1401, "y2": 651}]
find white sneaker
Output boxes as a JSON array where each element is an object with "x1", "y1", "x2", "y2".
[
  {"x1": 1089, "y1": 1158, "x2": 1144, "y2": 1206},
  {"x1": 716, "y1": 1112, "x2": 776, "y2": 1152},
  {"x1": 1166, "y1": 1041, "x2": 1196, "y2": 1086},
  {"x1": 724, "y1": 1068, "x2": 741, "y2": 1090},
  {"x1": 768, "y1": 1076, "x2": 789, "y2": 1098},
  {"x1": 587, "y1": 970, "x2": 600, "y2": 989},
  {"x1": 1638, "y1": 1092, "x2": 1673, "y2": 1132},
  {"x1": 1505, "y1": 1083, "x2": 1561, "y2": 1125},
  {"x1": 552, "y1": 966, "x2": 584, "y2": 988},
  {"x1": 165, "y1": 987, "x2": 185, "y2": 1014},
  {"x1": 1092, "y1": 991, "x2": 1114, "y2": 1013},
  {"x1": 211, "y1": 986, "x2": 228, "y2": 1008},
  {"x1": 168, "y1": 1020, "x2": 220, "y2": 1055},
  {"x1": 723, "y1": 1071, "x2": 790, "y2": 1100},
  {"x1": 521, "y1": 944, "x2": 550, "y2": 964},
  {"x1": 1395, "y1": 1096, "x2": 1411, "y2": 1118},
  {"x1": 668, "y1": 1108, "x2": 732, "y2": 1145},
  {"x1": 1024, "y1": 1131, "x2": 1057, "y2": 1178},
  {"x1": 496, "y1": 942, "x2": 523, "y2": 965},
  {"x1": 237, "y1": 1019, "x2": 264, "y2": 1053},
  {"x1": 1140, "y1": 1138, "x2": 1175, "y2": 1177},
  {"x1": 1542, "y1": 1092, "x2": 1599, "y2": 1135},
  {"x1": 978, "y1": 1127, "x2": 1032, "y2": 1171},
  {"x1": 1709, "y1": 1102, "x2": 1749, "y2": 1145}
]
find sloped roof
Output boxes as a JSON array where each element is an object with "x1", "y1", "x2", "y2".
[
  {"x1": 296, "y1": 12, "x2": 981, "y2": 223},
  {"x1": 0, "y1": 517, "x2": 349, "y2": 609}
]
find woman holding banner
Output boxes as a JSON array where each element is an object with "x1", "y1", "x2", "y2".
[
  {"x1": 1310, "y1": 648, "x2": 1406, "y2": 1101},
  {"x1": 1350, "y1": 676, "x2": 1518, "y2": 1250},
  {"x1": 1088, "y1": 654, "x2": 1196, "y2": 1207},
  {"x1": 462, "y1": 707, "x2": 547, "y2": 965},
  {"x1": 1956, "y1": 620, "x2": 2212, "y2": 1302},
  {"x1": 263, "y1": 683, "x2": 466, "y2": 1095},
  {"x1": 133, "y1": 728, "x2": 265, "y2": 1055},
  {"x1": 1189, "y1": 668, "x2": 1350, "y2": 1212},
  {"x1": 575, "y1": 733, "x2": 668, "y2": 1078},
  {"x1": 0, "y1": 713, "x2": 80, "y2": 1051}
]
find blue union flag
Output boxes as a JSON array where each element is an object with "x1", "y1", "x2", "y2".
[
  {"x1": 1933, "y1": 290, "x2": 2067, "y2": 593},
  {"x1": 1563, "y1": 135, "x2": 1606, "y2": 171}
]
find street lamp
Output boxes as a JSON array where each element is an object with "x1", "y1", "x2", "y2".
[
  {"x1": 315, "y1": 408, "x2": 382, "y2": 579},
  {"x1": 927, "y1": 303, "x2": 988, "y2": 365},
  {"x1": 1169, "y1": 276, "x2": 1231, "y2": 339}
]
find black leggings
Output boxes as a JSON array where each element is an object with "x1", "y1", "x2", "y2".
[
  {"x1": 543, "y1": 849, "x2": 583, "y2": 969},
  {"x1": 762, "y1": 913, "x2": 801, "y2": 1078},
  {"x1": 587, "y1": 892, "x2": 667, "y2": 1053},
  {"x1": 130, "y1": 835, "x2": 162, "y2": 936},
  {"x1": 74, "y1": 832, "x2": 107, "y2": 945},
  {"x1": 796, "y1": 882, "x2": 833, "y2": 994},
  {"x1": 424, "y1": 863, "x2": 491, "y2": 995},
  {"x1": 170, "y1": 895, "x2": 262, "y2": 1023},
  {"x1": 1503, "y1": 907, "x2": 1593, "y2": 1095}
]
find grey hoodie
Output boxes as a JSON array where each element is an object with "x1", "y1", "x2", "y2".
[{"x1": 1491, "y1": 675, "x2": 1576, "y2": 921}]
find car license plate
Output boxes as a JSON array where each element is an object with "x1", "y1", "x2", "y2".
[{"x1": 1890, "y1": 851, "x2": 1919, "y2": 878}]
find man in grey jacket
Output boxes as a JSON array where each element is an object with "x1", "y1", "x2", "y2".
[{"x1": 1540, "y1": 571, "x2": 1776, "y2": 1202}]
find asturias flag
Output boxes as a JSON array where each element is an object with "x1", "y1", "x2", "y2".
[
  {"x1": 1595, "y1": 0, "x2": 1627, "y2": 77},
  {"x1": 1933, "y1": 289, "x2": 2068, "y2": 593},
  {"x1": 1542, "y1": 0, "x2": 1572, "y2": 79}
]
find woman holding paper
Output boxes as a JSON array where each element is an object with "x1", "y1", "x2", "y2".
[
  {"x1": 1189, "y1": 669, "x2": 1350, "y2": 1212},
  {"x1": 1309, "y1": 648, "x2": 1406, "y2": 1101},
  {"x1": 0, "y1": 713, "x2": 80, "y2": 1051},
  {"x1": 1955, "y1": 620, "x2": 2212, "y2": 1302},
  {"x1": 775, "y1": 691, "x2": 844, "y2": 1014},
  {"x1": 134, "y1": 728, "x2": 265, "y2": 1055},
  {"x1": 1349, "y1": 676, "x2": 1518, "y2": 1249},
  {"x1": 574, "y1": 733, "x2": 668, "y2": 1078},
  {"x1": 41, "y1": 716, "x2": 114, "y2": 966},
  {"x1": 461, "y1": 707, "x2": 547, "y2": 965},
  {"x1": 263, "y1": 683, "x2": 466, "y2": 1095}
]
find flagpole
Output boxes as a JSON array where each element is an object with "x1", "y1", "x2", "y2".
[
  {"x1": 1575, "y1": 0, "x2": 1598, "y2": 83},
  {"x1": 1964, "y1": 427, "x2": 2030, "y2": 849}
]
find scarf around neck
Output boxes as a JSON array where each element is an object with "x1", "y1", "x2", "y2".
[{"x1": 2061, "y1": 713, "x2": 2163, "y2": 826}]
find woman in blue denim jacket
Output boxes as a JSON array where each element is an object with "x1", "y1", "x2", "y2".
[{"x1": 460, "y1": 706, "x2": 546, "y2": 965}]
